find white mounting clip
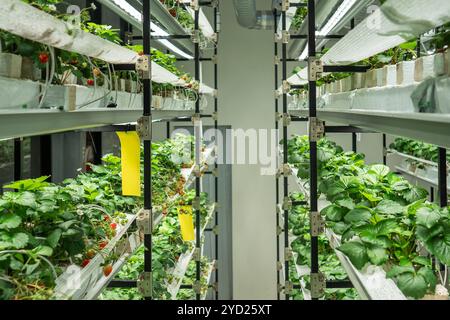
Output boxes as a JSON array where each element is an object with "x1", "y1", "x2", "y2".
[
  {"x1": 282, "y1": 80, "x2": 291, "y2": 94},
  {"x1": 310, "y1": 211, "x2": 325, "y2": 236},
  {"x1": 137, "y1": 272, "x2": 152, "y2": 297},
  {"x1": 308, "y1": 57, "x2": 324, "y2": 81},
  {"x1": 311, "y1": 272, "x2": 325, "y2": 298},
  {"x1": 191, "y1": 30, "x2": 201, "y2": 43},
  {"x1": 281, "y1": 31, "x2": 290, "y2": 44},
  {"x1": 281, "y1": 0, "x2": 290, "y2": 12},
  {"x1": 284, "y1": 281, "x2": 294, "y2": 295},
  {"x1": 309, "y1": 117, "x2": 325, "y2": 142},
  {"x1": 276, "y1": 163, "x2": 292, "y2": 178},
  {"x1": 284, "y1": 247, "x2": 293, "y2": 261},
  {"x1": 282, "y1": 196, "x2": 292, "y2": 211},
  {"x1": 136, "y1": 208, "x2": 153, "y2": 235},
  {"x1": 136, "y1": 116, "x2": 152, "y2": 141},
  {"x1": 190, "y1": 0, "x2": 199, "y2": 10},
  {"x1": 135, "y1": 55, "x2": 150, "y2": 80}
]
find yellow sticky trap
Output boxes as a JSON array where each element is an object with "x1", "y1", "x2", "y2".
[
  {"x1": 178, "y1": 205, "x2": 195, "y2": 241},
  {"x1": 116, "y1": 131, "x2": 141, "y2": 196}
]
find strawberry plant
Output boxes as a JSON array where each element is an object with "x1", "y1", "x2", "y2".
[{"x1": 286, "y1": 135, "x2": 449, "y2": 299}]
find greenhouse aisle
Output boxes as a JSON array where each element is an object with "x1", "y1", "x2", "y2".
[{"x1": 219, "y1": 0, "x2": 278, "y2": 299}]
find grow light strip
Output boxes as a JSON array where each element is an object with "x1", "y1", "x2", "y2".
[
  {"x1": 297, "y1": 0, "x2": 358, "y2": 60},
  {"x1": 106, "y1": 0, "x2": 193, "y2": 59}
]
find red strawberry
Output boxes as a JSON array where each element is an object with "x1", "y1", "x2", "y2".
[
  {"x1": 99, "y1": 241, "x2": 108, "y2": 250},
  {"x1": 169, "y1": 8, "x2": 176, "y2": 17},
  {"x1": 38, "y1": 52, "x2": 49, "y2": 64},
  {"x1": 103, "y1": 215, "x2": 111, "y2": 222},
  {"x1": 81, "y1": 259, "x2": 90, "y2": 268},
  {"x1": 87, "y1": 79, "x2": 95, "y2": 86},
  {"x1": 110, "y1": 222, "x2": 117, "y2": 230},
  {"x1": 103, "y1": 264, "x2": 113, "y2": 277}
]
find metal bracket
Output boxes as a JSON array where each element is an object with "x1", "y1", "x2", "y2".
[
  {"x1": 136, "y1": 55, "x2": 150, "y2": 80},
  {"x1": 276, "y1": 226, "x2": 283, "y2": 236},
  {"x1": 212, "y1": 55, "x2": 218, "y2": 64},
  {"x1": 310, "y1": 272, "x2": 325, "y2": 298},
  {"x1": 212, "y1": 89, "x2": 219, "y2": 98},
  {"x1": 276, "y1": 163, "x2": 292, "y2": 178},
  {"x1": 310, "y1": 211, "x2": 325, "y2": 237},
  {"x1": 276, "y1": 205, "x2": 282, "y2": 215},
  {"x1": 191, "y1": 30, "x2": 201, "y2": 43},
  {"x1": 281, "y1": 0, "x2": 290, "y2": 12},
  {"x1": 212, "y1": 225, "x2": 219, "y2": 235},
  {"x1": 275, "y1": 90, "x2": 281, "y2": 99},
  {"x1": 136, "y1": 209, "x2": 152, "y2": 235},
  {"x1": 284, "y1": 281, "x2": 293, "y2": 295},
  {"x1": 212, "y1": 111, "x2": 218, "y2": 121},
  {"x1": 136, "y1": 116, "x2": 152, "y2": 141},
  {"x1": 282, "y1": 196, "x2": 292, "y2": 211},
  {"x1": 281, "y1": 31, "x2": 290, "y2": 44},
  {"x1": 212, "y1": 282, "x2": 219, "y2": 291},
  {"x1": 192, "y1": 197, "x2": 201, "y2": 210},
  {"x1": 277, "y1": 283, "x2": 283, "y2": 293},
  {"x1": 274, "y1": 55, "x2": 280, "y2": 65},
  {"x1": 193, "y1": 247, "x2": 201, "y2": 262},
  {"x1": 193, "y1": 165, "x2": 202, "y2": 177},
  {"x1": 282, "y1": 113, "x2": 291, "y2": 126},
  {"x1": 309, "y1": 117, "x2": 325, "y2": 142},
  {"x1": 308, "y1": 57, "x2": 323, "y2": 81},
  {"x1": 277, "y1": 261, "x2": 283, "y2": 271},
  {"x1": 383, "y1": 147, "x2": 388, "y2": 157},
  {"x1": 190, "y1": 0, "x2": 199, "y2": 10},
  {"x1": 124, "y1": 31, "x2": 133, "y2": 45},
  {"x1": 211, "y1": 0, "x2": 219, "y2": 8},
  {"x1": 284, "y1": 247, "x2": 293, "y2": 261},
  {"x1": 193, "y1": 280, "x2": 202, "y2": 294},
  {"x1": 282, "y1": 80, "x2": 291, "y2": 94},
  {"x1": 191, "y1": 113, "x2": 202, "y2": 124},
  {"x1": 137, "y1": 271, "x2": 152, "y2": 297},
  {"x1": 210, "y1": 33, "x2": 218, "y2": 43},
  {"x1": 212, "y1": 167, "x2": 219, "y2": 177}
]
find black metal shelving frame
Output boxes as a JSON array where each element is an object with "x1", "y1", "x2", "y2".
[
  {"x1": 275, "y1": 0, "x2": 449, "y2": 300},
  {"x1": 2, "y1": 0, "x2": 220, "y2": 301},
  {"x1": 105, "y1": 0, "x2": 221, "y2": 301}
]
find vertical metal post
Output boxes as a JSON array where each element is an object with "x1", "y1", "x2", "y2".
[
  {"x1": 213, "y1": 4, "x2": 219, "y2": 301},
  {"x1": 194, "y1": 6, "x2": 201, "y2": 301},
  {"x1": 166, "y1": 122, "x2": 171, "y2": 139},
  {"x1": 273, "y1": 8, "x2": 281, "y2": 301},
  {"x1": 438, "y1": 148, "x2": 448, "y2": 208},
  {"x1": 281, "y1": 8, "x2": 290, "y2": 301},
  {"x1": 14, "y1": 138, "x2": 22, "y2": 181},
  {"x1": 351, "y1": 133, "x2": 357, "y2": 153},
  {"x1": 142, "y1": 0, "x2": 153, "y2": 300},
  {"x1": 308, "y1": 0, "x2": 320, "y2": 300},
  {"x1": 382, "y1": 134, "x2": 387, "y2": 165},
  {"x1": 430, "y1": 186, "x2": 435, "y2": 203}
]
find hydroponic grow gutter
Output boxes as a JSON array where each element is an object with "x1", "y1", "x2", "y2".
[
  {"x1": 287, "y1": 165, "x2": 408, "y2": 300},
  {"x1": 167, "y1": 203, "x2": 216, "y2": 300},
  {"x1": 289, "y1": 109, "x2": 450, "y2": 150}
]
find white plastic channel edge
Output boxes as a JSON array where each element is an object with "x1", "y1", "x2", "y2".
[{"x1": 0, "y1": 0, "x2": 138, "y2": 65}]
